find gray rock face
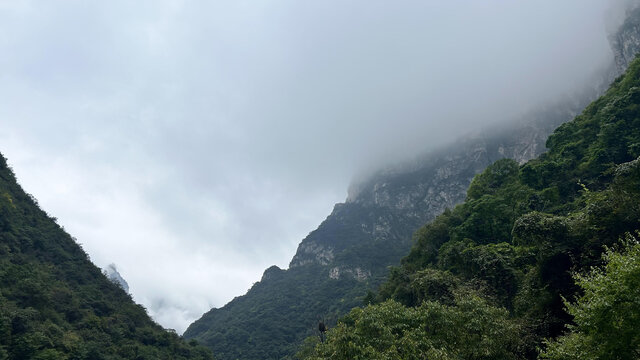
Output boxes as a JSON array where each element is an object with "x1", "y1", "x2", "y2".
[
  {"x1": 290, "y1": 242, "x2": 334, "y2": 267},
  {"x1": 611, "y1": 6, "x2": 640, "y2": 74},
  {"x1": 328, "y1": 266, "x2": 370, "y2": 280},
  {"x1": 288, "y1": 112, "x2": 577, "y2": 276}
]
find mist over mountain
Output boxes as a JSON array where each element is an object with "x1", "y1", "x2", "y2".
[
  {"x1": 0, "y1": 1, "x2": 639, "y2": 359},
  {"x1": 183, "y1": 3, "x2": 640, "y2": 359},
  {"x1": 0, "y1": 0, "x2": 637, "y2": 337},
  {"x1": 303, "y1": 55, "x2": 640, "y2": 358}
]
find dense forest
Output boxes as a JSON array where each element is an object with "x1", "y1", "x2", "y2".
[
  {"x1": 297, "y1": 53, "x2": 640, "y2": 359},
  {"x1": 0, "y1": 156, "x2": 213, "y2": 359}
]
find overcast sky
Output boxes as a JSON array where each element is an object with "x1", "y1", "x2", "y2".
[{"x1": 0, "y1": 0, "x2": 628, "y2": 333}]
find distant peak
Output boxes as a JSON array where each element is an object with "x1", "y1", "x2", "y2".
[
  {"x1": 261, "y1": 265, "x2": 283, "y2": 281},
  {"x1": 104, "y1": 263, "x2": 129, "y2": 293}
]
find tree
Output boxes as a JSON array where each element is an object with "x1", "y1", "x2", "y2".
[
  {"x1": 540, "y1": 234, "x2": 640, "y2": 360},
  {"x1": 302, "y1": 291, "x2": 521, "y2": 360}
]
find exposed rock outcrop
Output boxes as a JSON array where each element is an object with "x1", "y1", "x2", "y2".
[{"x1": 611, "y1": 6, "x2": 640, "y2": 73}]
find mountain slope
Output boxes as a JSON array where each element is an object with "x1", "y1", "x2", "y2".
[
  {"x1": 0, "y1": 155, "x2": 213, "y2": 359},
  {"x1": 184, "y1": 110, "x2": 584, "y2": 360},
  {"x1": 305, "y1": 48, "x2": 640, "y2": 360}
]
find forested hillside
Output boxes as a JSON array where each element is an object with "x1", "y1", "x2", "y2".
[
  {"x1": 301, "y1": 51, "x2": 640, "y2": 360},
  {"x1": 0, "y1": 156, "x2": 213, "y2": 359}
]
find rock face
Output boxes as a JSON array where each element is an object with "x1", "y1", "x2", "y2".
[
  {"x1": 184, "y1": 11, "x2": 640, "y2": 360},
  {"x1": 611, "y1": 6, "x2": 640, "y2": 74}
]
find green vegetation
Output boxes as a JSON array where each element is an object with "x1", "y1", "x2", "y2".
[
  {"x1": 0, "y1": 155, "x2": 213, "y2": 359},
  {"x1": 541, "y1": 235, "x2": 640, "y2": 360},
  {"x1": 184, "y1": 196, "x2": 426, "y2": 360},
  {"x1": 299, "y1": 55, "x2": 640, "y2": 359},
  {"x1": 301, "y1": 290, "x2": 520, "y2": 360},
  {"x1": 184, "y1": 264, "x2": 375, "y2": 360}
]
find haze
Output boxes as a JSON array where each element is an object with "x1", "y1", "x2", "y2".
[{"x1": 0, "y1": 0, "x2": 628, "y2": 332}]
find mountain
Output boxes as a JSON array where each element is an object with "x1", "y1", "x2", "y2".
[
  {"x1": 183, "y1": 104, "x2": 592, "y2": 360},
  {"x1": 184, "y1": 9, "x2": 640, "y2": 360},
  {"x1": 304, "y1": 44, "x2": 640, "y2": 360},
  {"x1": 0, "y1": 155, "x2": 213, "y2": 359}
]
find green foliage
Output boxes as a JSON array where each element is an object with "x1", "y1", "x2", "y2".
[
  {"x1": 540, "y1": 235, "x2": 640, "y2": 360},
  {"x1": 0, "y1": 155, "x2": 213, "y2": 359},
  {"x1": 399, "y1": 208, "x2": 459, "y2": 271},
  {"x1": 377, "y1": 268, "x2": 460, "y2": 308},
  {"x1": 466, "y1": 158, "x2": 520, "y2": 200},
  {"x1": 184, "y1": 264, "x2": 371, "y2": 360},
  {"x1": 185, "y1": 195, "x2": 429, "y2": 360},
  {"x1": 302, "y1": 292, "x2": 521, "y2": 360}
]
